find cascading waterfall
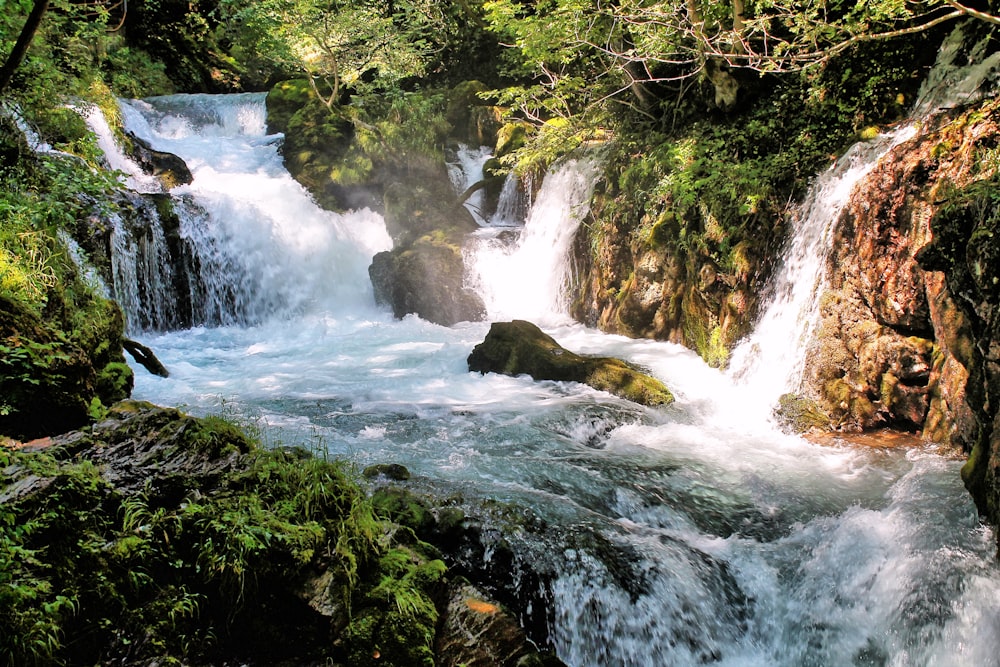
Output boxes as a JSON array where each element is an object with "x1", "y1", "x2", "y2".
[
  {"x1": 95, "y1": 93, "x2": 391, "y2": 330},
  {"x1": 469, "y1": 155, "x2": 602, "y2": 324},
  {"x1": 106, "y1": 29, "x2": 1000, "y2": 666},
  {"x1": 724, "y1": 128, "x2": 915, "y2": 408},
  {"x1": 448, "y1": 144, "x2": 494, "y2": 225}
]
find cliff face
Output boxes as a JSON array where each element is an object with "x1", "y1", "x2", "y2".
[
  {"x1": 799, "y1": 99, "x2": 997, "y2": 445},
  {"x1": 772, "y1": 95, "x2": 1000, "y2": 528}
]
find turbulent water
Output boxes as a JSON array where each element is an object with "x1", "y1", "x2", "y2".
[{"x1": 105, "y1": 49, "x2": 1000, "y2": 666}]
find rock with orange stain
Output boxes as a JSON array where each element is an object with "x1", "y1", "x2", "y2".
[{"x1": 435, "y1": 583, "x2": 566, "y2": 667}]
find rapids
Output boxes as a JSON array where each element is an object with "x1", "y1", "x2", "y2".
[{"x1": 100, "y1": 34, "x2": 1000, "y2": 663}]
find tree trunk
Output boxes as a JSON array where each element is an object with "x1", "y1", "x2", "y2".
[{"x1": 0, "y1": 0, "x2": 50, "y2": 95}]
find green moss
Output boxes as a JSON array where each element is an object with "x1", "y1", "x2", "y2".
[
  {"x1": 774, "y1": 393, "x2": 832, "y2": 433},
  {"x1": 265, "y1": 79, "x2": 314, "y2": 134}
]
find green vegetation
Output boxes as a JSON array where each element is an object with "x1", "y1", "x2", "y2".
[{"x1": 0, "y1": 407, "x2": 448, "y2": 665}]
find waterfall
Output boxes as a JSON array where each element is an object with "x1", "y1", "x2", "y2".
[
  {"x1": 98, "y1": 93, "x2": 391, "y2": 331},
  {"x1": 116, "y1": 30, "x2": 999, "y2": 667},
  {"x1": 724, "y1": 128, "x2": 915, "y2": 406},
  {"x1": 726, "y1": 23, "x2": 1000, "y2": 408},
  {"x1": 448, "y1": 144, "x2": 493, "y2": 225},
  {"x1": 468, "y1": 156, "x2": 602, "y2": 324}
]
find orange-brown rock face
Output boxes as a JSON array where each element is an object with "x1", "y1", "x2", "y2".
[{"x1": 802, "y1": 99, "x2": 999, "y2": 447}]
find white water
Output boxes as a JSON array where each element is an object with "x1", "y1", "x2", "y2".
[
  {"x1": 469, "y1": 156, "x2": 602, "y2": 324},
  {"x1": 103, "y1": 64, "x2": 1000, "y2": 666},
  {"x1": 725, "y1": 127, "x2": 915, "y2": 408}
]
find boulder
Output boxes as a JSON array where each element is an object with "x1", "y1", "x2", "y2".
[
  {"x1": 370, "y1": 234, "x2": 486, "y2": 327},
  {"x1": 436, "y1": 583, "x2": 567, "y2": 667},
  {"x1": 126, "y1": 131, "x2": 193, "y2": 189},
  {"x1": 468, "y1": 320, "x2": 674, "y2": 406}
]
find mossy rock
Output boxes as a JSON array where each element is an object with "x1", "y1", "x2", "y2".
[
  {"x1": 369, "y1": 233, "x2": 486, "y2": 326},
  {"x1": 265, "y1": 78, "x2": 314, "y2": 135},
  {"x1": 0, "y1": 295, "x2": 98, "y2": 439},
  {"x1": 446, "y1": 80, "x2": 501, "y2": 147},
  {"x1": 468, "y1": 320, "x2": 674, "y2": 407},
  {"x1": 773, "y1": 393, "x2": 832, "y2": 433},
  {"x1": 496, "y1": 122, "x2": 530, "y2": 157},
  {"x1": 371, "y1": 486, "x2": 436, "y2": 536}
]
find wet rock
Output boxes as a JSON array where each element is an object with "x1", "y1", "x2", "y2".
[
  {"x1": 801, "y1": 101, "x2": 999, "y2": 437},
  {"x1": 48, "y1": 400, "x2": 250, "y2": 501},
  {"x1": 370, "y1": 237, "x2": 486, "y2": 327},
  {"x1": 127, "y1": 131, "x2": 193, "y2": 189},
  {"x1": 363, "y1": 462, "x2": 412, "y2": 481},
  {"x1": 919, "y1": 160, "x2": 1000, "y2": 534},
  {"x1": 436, "y1": 583, "x2": 567, "y2": 667},
  {"x1": 773, "y1": 393, "x2": 833, "y2": 434},
  {"x1": 468, "y1": 320, "x2": 674, "y2": 406}
]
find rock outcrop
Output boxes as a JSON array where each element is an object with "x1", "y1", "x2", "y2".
[
  {"x1": 920, "y1": 169, "x2": 1000, "y2": 534},
  {"x1": 1, "y1": 403, "x2": 563, "y2": 666},
  {"x1": 468, "y1": 320, "x2": 674, "y2": 406},
  {"x1": 368, "y1": 178, "x2": 486, "y2": 327},
  {"x1": 800, "y1": 99, "x2": 998, "y2": 444},
  {"x1": 268, "y1": 79, "x2": 497, "y2": 326}
]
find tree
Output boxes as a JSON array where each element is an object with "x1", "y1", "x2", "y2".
[
  {"x1": 0, "y1": 0, "x2": 50, "y2": 94},
  {"x1": 483, "y1": 0, "x2": 996, "y2": 122},
  {"x1": 0, "y1": 0, "x2": 128, "y2": 95}
]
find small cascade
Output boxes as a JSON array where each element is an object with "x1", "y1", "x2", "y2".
[
  {"x1": 78, "y1": 103, "x2": 163, "y2": 194},
  {"x1": 469, "y1": 155, "x2": 602, "y2": 323},
  {"x1": 109, "y1": 198, "x2": 182, "y2": 331},
  {"x1": 57, "y1": 229, "x2": 109, "y2": 298},
  {"x1": 448, "y1": 144, "x2": 493, "y2": 225},
  {"x1": 727, "y1": 22, "x2": 1000, "y2": 409},
  {"x1": 489, "y1": 171, "x2": 530, "y2": 227}
]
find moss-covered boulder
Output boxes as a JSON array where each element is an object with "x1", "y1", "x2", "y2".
[
  {"x1": 446, "y1": 80, "x2": 502, "y2": 148},
  {"x1": 468, "y1": 320, "x2": 674, "y2": 406},
  {"x1": 0, "y1": 295, "x2": 133, "y2": 440},
  {"x1": 265, "y1": 78, "x2": 314, "y2": 135}
]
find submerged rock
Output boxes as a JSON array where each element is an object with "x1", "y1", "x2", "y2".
[{"x1": 468, "y1": 320, "x2": 674, "y2": 406}]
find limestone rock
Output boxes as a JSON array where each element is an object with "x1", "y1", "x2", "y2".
[{"x1": 468, "y1": 320, "x2": 674, "y2": 406}]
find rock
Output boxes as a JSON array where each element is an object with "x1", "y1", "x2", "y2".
[
  {"x1": 363, "y1": 462, "x2": 412, "y2": 481},
  {"x1": 265, "y1": 78, "x2": 314, "y2": 135},
  {"x1": 773, "y1": 393, "x2": 832, "y2": 433},
  {"x1": 370, "y1": 237, "x2": 487, "y2": 327},
  {"x1": 435, "y1": 583, "x2": 566, "y2": 667},
  {"x1": 446, "y1": 80, "x2": 502, "y2": 148},
  {"x1": 47, "y1": 400, "x2": 250, "y2": 500},
  {"x1": 468, "y1": 320, "x2": 674, "y2": 406},
  {"x1": 0, "y1": 295, "x2": 100, "y2": 439},
  {"x1": 126, "y1": 131, "x2": 193, "y2": 189}
]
